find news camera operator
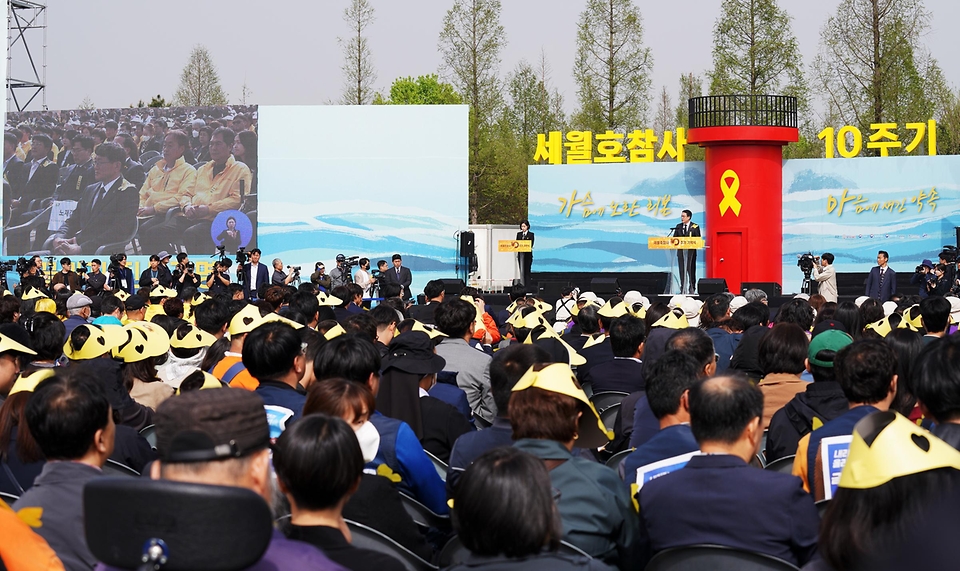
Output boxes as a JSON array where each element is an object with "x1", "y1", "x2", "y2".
[
  {"x1": 926, "y1": 263, "x2": 953, "y2": 297},
  {"x1": 810, "y1": 252, "x2": 838, "y2": 302},
  {"x1": 173, "y1": 252, "x2": 202, "y2": 294},
  {"x1": 105, "y1": 253, "x2": 135, "y2": 295},
  {"x1": 206, "y1": 257, "x2": 232, "y2": 295},
  {"x1": 329, "y1": 254, "x2": 352, "y2": 289},
  {"x1": 84, "y1": 258, "x2": 106, "y2": 296},
  {"x1": 272, "y1": 258, "x2": 297, "y2": 286},
  {"x1": 310, "y1": 262, "x2": 332, "y2": 291},
  {"x1": 938, "y1": 249, "x2": 959, "y2": 295},
  {"x1": 911, "y1": 259, "x2": 935, "y2": 298},
  {"x1": 15, "y1": 257, "x2": 47, "y2": 297}
]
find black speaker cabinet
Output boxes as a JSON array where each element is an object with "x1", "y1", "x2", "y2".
[
  {"x1": 590, "y1": 277, "x2": 621, "y2": 297},
  {"x1": 459, "y1": 231, "x2": 475, "y2": 258},
  {"x1": 441, "y1": 278, "x2": 466, "y2": 296},
  {"x1": 740, "y1": 282, "x2": 782, "y2": 298},
  {"x1": 697, "y1": 278, "x2": 729, "y2": 295}
]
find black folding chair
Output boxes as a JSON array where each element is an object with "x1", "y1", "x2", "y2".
[
  {"x1": 398, "y1": 492, "x2": 450, "y2": 531},
  {"x1": 763, "y1": 455, "x2": 796, "y2": 475},
  {"x1": 590, "y1": 391, "x2": 629, "y2": 412},
  {"x1": 102, "y1": 459, "x2": 140, "y2": 477},
  {"x1": 0, "y1": 491, "x2": 18, "y2": 506},
  {"x1": 440, "y1": 534, "x2": 591, "y2": 568},
  {"x1": 605, "y1": 448, "x2": 634, "y2": 470},
  {"x1": 346, "y1": 519, "x2": 437, "y2": 571},
  {"x1": 599, "y1": 403, "x2": 621, "y2": 433},
  {"x1": 645, "y1": 544, "x2": 801, "y2": 571},
  {"x1": 84, "y1": 478, "x2": 272, "y2": 571},
  {"x1": 424, "y1": 450, "x2": 448, "y2": 482},
  {"x1": 139, "y1": 424, "x2": 157, "y2": 450}
]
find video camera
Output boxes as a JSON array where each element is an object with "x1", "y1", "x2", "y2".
[
  {"x1": 77, "y1": 260, "x2": 88, "y2": 274},
  {"x1": 235, "y1": 247, "x2": 249, "y2": 267},
  {"x1": 15, "y1": 257, "x2": 30, "y2": 275},
  {"x1": 185, "y1": 261, "x2": 195, "y2": 273},
  {"x1": 797, "y1": 253, "x2": 816, "y2": 275}
]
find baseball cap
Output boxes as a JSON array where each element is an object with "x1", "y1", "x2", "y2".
[
  {"x1": 811, "y1": 319, "x2": 848, "y2": 338},
  {"x1": 155, "y1": 389, "x2": 270, "y2": 463},
  {"x1": 808, "y1": 329, "x2": 853, "y2": 368},
  {"x1": 66, "y1": 293, "x2": 93, "y2": 310},
  {"x1": 124, "y1": 295, "x2": 146, "y2": 312}
]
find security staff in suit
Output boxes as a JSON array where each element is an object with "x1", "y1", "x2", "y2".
[
  {"x1": 48, "y1": 143, "x2": 138, "y2": 255},
  {"x1": 240, "y1": 248, "x2": 270, "y2": 300},
  {"x1": 674, "y1": 209, "x2": 700, "y2": 295},
  {"x1": 383, "y1": 254, "x2": 413, "y2": 300},
  {"x1": 517, "y1": 220, "x2": 534, "y2": 286},
  {"x1": 864, "y1": 250, "x2": 897, "y2": 301}
]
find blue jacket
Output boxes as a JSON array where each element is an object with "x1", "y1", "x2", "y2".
[
  {"x1": 446, "y1": 416, "x2": 513, "y2": 495},
  {"x1": 368, "y1": 412, "x2": 448, "y2": 515},
  {"x1": 707, "y1": 328, "x2": 742, "y2": 372},
  {"x1": 255, "y1": 380, "x2": 306, "y2": 439},
  {"x1": 638, "y1": 454, "x2": 819, "y2": 567},
  {"x1": 628, "y1": 395, "x2": 660, "y2": 449},
  {"x1": 865, "y1": 266, "x2": 897, "y2": 301},
  {"x1": 622, "y1": 424, "x2": 698, "y2": 484}
]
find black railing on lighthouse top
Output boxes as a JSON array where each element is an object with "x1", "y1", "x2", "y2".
[{"x1": 688, "y1": 95, "x2": 798, "y2": 129}]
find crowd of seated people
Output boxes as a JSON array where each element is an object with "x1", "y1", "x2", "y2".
[
  {"x1": 2, "y1": 270, "x2": 960, "y2": 571},
  {"x1": 3, "y1": 106, "x2": 257, "y2": 257}
]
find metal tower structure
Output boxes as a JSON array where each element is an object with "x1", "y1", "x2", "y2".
[{"x1": 7, "y1": 0, "x2": 46, "y2": 112}]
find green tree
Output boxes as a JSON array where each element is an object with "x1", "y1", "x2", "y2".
[
  {"x1": 708, "y1": 0, "x2": 807, "y2": 105},
  {"x1": 78, "y1": 96, "x2": 95, "y2": 110},
  {"x1": 173, "y1": 45, "x2": 228, "y2": 106},
  {"x1": 674, "y1": 73, "x2": 705, "y2": 161},
  {"x1": 652, "y1": 86, "x2": 674, "y2": 138},
  {"x1": 438, "y1": 0, "x2": 506, "y2": 223},
  {"x1": 505, "y1": 53, "x2": 565, "y2": 160},
  {"x1": 373, "y1": 75, "x2": 462, "y2": 105},
  {"x1": 572, "y1": 0, "x2": 653, "y2": 134},
  {"x1": 339, "y1": 0, "x2": 377, "y2": 105},
  {"x1": 813, "y1": 0, "x2": 948, "y2": 153},
  {"x1": 149, "y1": 94, "x2": 170, "y2": 108}
]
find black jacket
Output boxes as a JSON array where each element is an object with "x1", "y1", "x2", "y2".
[
  {"x1": 584, "y1": 358, "x2": 644, "y2": 394},
  {"x1": 57, "y1": 159, "x2": 95, "y2": 202},
  {"x1": 342, "y1": 474, "x2": 435, "y2": 561},
  {"x1": 287, "y1": 525, "x2": 406, "y2": 571},
  {"x1": 420, "y1": 395, "x2": 474, "y2": 463},
  {"x1": 765, "y1": 381, "x2": 849, "y2": 463},
  {"x1": 54, "y1": 178, "x2": 139, "y2": 252},
  {"x1": 21, "y1": 159, "x2": 59, "y2": 205},
  {"x1": 729, "y1": 324, "x2": 768, "y2": 381}
]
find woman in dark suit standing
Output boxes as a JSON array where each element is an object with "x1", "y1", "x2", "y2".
[{"x1": 517, "y1": 220, "x2": 534, "y2": 286}]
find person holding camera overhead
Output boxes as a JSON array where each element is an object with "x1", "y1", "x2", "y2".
[
  {"x1": 173, "y1": 252, "x2": 201, "y2": 294},
  {"x1": 206, "y1": 257, "x2": 232, "y2": 295},
  {"x1": 272, "y1": 258, "x2": 296, "y2": 286},
  {"x1": 310, "y1": 262, "x2": 332, "y2": 291},
  {"x1": 811, "y1": 252, "x2": 838, "y2": 303}
]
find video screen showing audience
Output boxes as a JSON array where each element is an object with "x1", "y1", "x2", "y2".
[{"x1": 3, "y1": 105, "x2": 258, "y2": 257}]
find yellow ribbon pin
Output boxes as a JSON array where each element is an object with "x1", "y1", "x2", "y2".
[{"x1": 718, "y1": 169, "x2": 741, "y2": 216}]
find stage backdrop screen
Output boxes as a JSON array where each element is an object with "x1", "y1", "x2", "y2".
[
  {"x1": 256, "y1": 104, "x2": 469, "y2": 296},
  {"x1": 528, "y1": 162, "x2": 707, "y2": 294},
  {"x1": 2, "y1": 105, "x2": 258, "y2": 258}
]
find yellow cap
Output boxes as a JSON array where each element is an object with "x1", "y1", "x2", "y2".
[
  {"x1": 175, "y1": 371, "x2": 223, "y2": 395},
  {"x1": 8, "y1": 369, "x2": 56, "y2": 396},
  {"x1": 627, "y1": 303, "x2": 646, "y2": 319},
  {"x1": 34, "y1": 298, "x2": 56, "y2": 314},
  {"x1": 113, "y1": 289, "x2": 131, "y2": 302},
  {"x1": 21, "y1": 288, "x2": 47, "y2": 301},
  {"x1": 63, "y1": 324, "x2": 127, "y2": 361},
  {"x1": 192, "y1": 292, "x2": 210, "y2": 304},
  {"x1": 652, "y1": 310, "x2": 689, "y2": 330},
  {"x1": 324, "y1": 323, "x2": 347, "y2": 340},
  {"x1": 902, "y1": 305, "x2": 923, "y2": 330},
  {"x1": 505, "y1": 300, "x2": 520, "y2": 314},
  {"x1": 170, "y1": 323, "x2": 218, "y2": 349},
  {"x1": 531, "y1": 299, "x2": 551, "y2": 314},
  {"x1": 151, "y1": 285, "x2": 177, "y2": 298},
  {"x1": 228, "y1": 305, "x2": 265, "y2": 336},
  {"x1": 511, "y1": 363, "x2": 611, "y2": 448},
  {"x1": 569, "y1": 300, "x2": 597, "y2": 317},
  {"x1": 0, "y1": 331, "x2": 36, "y2": 357},
  {"x1": 262, "y1": 312, "x2": 305, "y2": 329},
  {"x1": 412, "y1": 320, "x2": 447, "y2": 340},
  {"x1": 113, "y1": 323, "x2": 171, "y2": 363},
  {"x1": 840, "y1": 411, "x2": 960, "y2": 489},
  {"x1": 582, "y1": 333, "x2": 607, "y2": 349},
  {"x1": 532, "y1": 326, "x2": 587, "y2": 367},
  {"x1": 597, "y1": 300, "x2": 629, "y2": 319},
  {"x1": 316, "y1": 291, "x2": 343, "y2": 307},
  {"x1": 865, "y1": 316, "x2": 893, "y2": 337}
]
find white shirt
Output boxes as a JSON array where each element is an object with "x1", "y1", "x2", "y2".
[
  {"x1": 355, "y1": 268, "x2": 373, "y2": 295},
  {"x1": 249, "y1": 263, "x2": 260, "y2": 286}
]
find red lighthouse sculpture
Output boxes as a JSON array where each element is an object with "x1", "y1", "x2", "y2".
[{"x1": 686, "y1": 95, "x2": 799, "y2": 294}]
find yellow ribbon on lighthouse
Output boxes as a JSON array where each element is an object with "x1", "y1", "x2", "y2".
[{"x1": 719, "y1": 169, "x2": 742, "y2": 216}]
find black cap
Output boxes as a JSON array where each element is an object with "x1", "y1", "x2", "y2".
[{"x1": 812, "y1": 319, "x2": 848, "y2": 338}]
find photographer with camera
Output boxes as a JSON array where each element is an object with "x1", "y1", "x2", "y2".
[
  {"x1": 810, "y1": 252, "x2": 837, "y2": 302},
  {"x1": 206, "y1": 257, "x2": 232, "y2": 295},
  {"x1": 272, "y1": 258, "x2": 296, "y2": 286},
  {"x1": 310, "y1": 262, "x2": 332, "y2": 291},
  {"x1": 926, "y1": 263, "x2": 953, "y2": 297},
  {"x1": 15, "y1": 256, "x2": 47, "y2": 297},
  {"x1": 173, "y1": 252, "x2": 202, "y2": 294},
  {"x1": 105, "y1": 253, "x2": 135, "y2": 295},
  {"x1": 938, "y1": 250, "x2": 958, "y2": 295},
  {"x1": 50, "y1": 257, "x2": 81, "y2": 293},
  {"x1": 353, "y1": 257, "x2": 375, "y2": 299},
  {"x1": 329, "y1": 254, "x2": 351, "y2": 289},
  {"x1": 84, "y1": 259, "x2": 106, "y2": 297},
  {"x1": 911, "y1": 259, "x2": 935, "y2": 299}
]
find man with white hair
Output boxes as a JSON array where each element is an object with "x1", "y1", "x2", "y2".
[
  {"x1": 743, "y1": 288, "x2": 767, "y2": 305},
  {"x1": 272, "y1": 258, "x2": 295, "y2": 286}
]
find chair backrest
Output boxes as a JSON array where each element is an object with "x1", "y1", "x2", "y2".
[
  {"x1": 439, "y1": 535, "x2": 592, "y2": 568},
  {"x1": 605, "y1": 448, "x2": 635, "y2": 470},
  {"x1": 763, "y1": 455, "x2": 796, "y2": 475},
  {"x1": 140, "y1": 424, "x2": 158, "y2": 450},
  {"x1": 580, "y1": 380, "x2": 594, "y2": 399},
  {"x1": 423, "y1": 450, "x2": 448, "y2": 481},
  {"x1": 645, "y1": 544, "x2": 801, "y2": 571},
  {"x1": 0, "y1": 490, "x2": 18, "y2": 506},
  {"x1": 398, "y1": 492, "x2": 450, "y2": 531},
  {"x1": 84, "y1": 478, "x2": 273, "y2": 571},
  {"x1": 346, "y1": 519, "x2": 437, "y2": 571},
  {"x1": 558, "y1": 540, "x2": 592, "y2": 558},
  {"x1": 139, "y1": 150, "x2": 159, "y2": 162},
  {"x1": 590, "y1": 391, "x2": 629, "y2": 412},
  {"x1": 142, "y1": 155, "x2": 161, "y2": 172},
  {"x1": 102, "y1": 459, "x2": 140, "y2": 477},
  {"x1": 599, "y1": 403, "x2": 621, "y2": 433}
]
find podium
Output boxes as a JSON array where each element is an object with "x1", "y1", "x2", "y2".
[{"x1": 498, "y1": 239, "x2": 532, "y2": 253}]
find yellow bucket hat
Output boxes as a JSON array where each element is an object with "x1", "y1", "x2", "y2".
[
  {"x1": 113, "y1": 323, "x2": 171, "y2": 363},
  {"x1": 840, "y1": 411, "x2": 960, "y2": 489},
  {"x1": 34, "y1": 298, "x2": 57, "y2": 314},
  {"x1": 512, "y1": 363, "x2": 611, "y2": 448},
  {"x1": 63, "y1": 324, "x2": 127, "y2": 361}
]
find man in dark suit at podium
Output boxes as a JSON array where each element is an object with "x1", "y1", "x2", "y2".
[
  {"x1": 865, "y1": 250, "x2": 897, "y2": 301},
  {"x1": 674, "y1": 210, "x2": 700, "y2": 295}
]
